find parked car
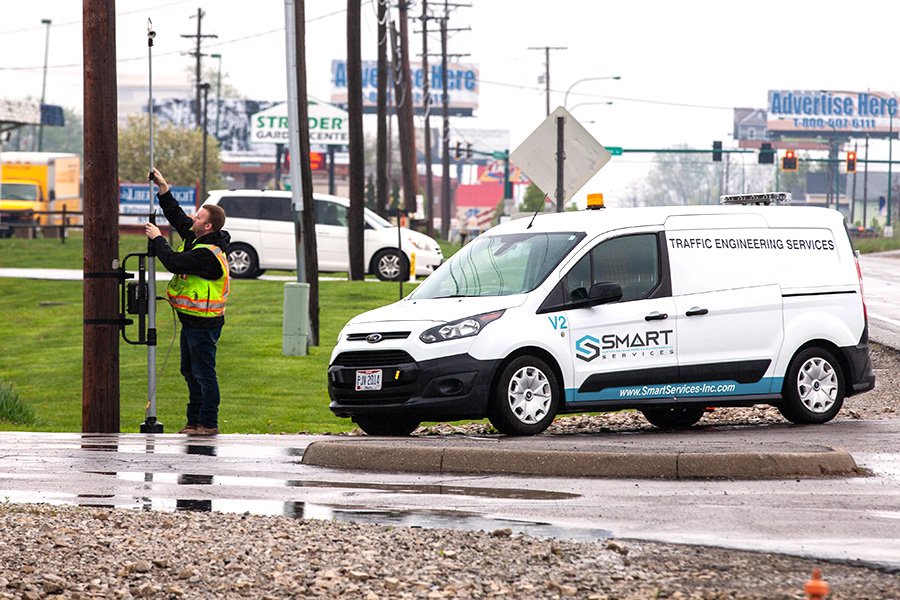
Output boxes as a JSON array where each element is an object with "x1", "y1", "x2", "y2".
[
  {"x1": 204, "y1": 190, "x2": 443, "y2": 280},
  {"x1": 327, "y1": 192, "x2": 875, "y2": 436}
]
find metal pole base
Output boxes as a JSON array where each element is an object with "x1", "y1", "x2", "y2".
[{"x1": 140, "y1": 416, "x2": 164, "y2": 433}]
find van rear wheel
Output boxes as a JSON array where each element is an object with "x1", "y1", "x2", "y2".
[
  {"x1": 354, "y1": 415, "x2": 420, "y2": 436},
  {"x1": 488, "y1": 356, "x2": 559, "y2": 436},
  {"x1": 640, "y1": 406, "x2": 705, "y2": 429},
  {"x1": 227, "y1": 243, "x2": 260, "y2": 279},
  {"x1": 778, "y1": 347, "x2": 844, "y2": 424}
]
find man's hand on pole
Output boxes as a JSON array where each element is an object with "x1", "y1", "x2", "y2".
[
  {"x1": 148, "y1": 168, "x2": 169, "y2": 195},
  {"x1": 145, "y1": 223, "x2": 162, "y2": 239}
]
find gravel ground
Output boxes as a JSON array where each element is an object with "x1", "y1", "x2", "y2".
[{"x1": 2, "y1": 344, "x2": 898, "y2": 599}]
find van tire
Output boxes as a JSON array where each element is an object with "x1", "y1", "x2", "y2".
[
  {"x1": 372, "y1": 249, "x2": 408, "y2": 281},
  {"x1": 227, "y1": 243, "x2": 260, "y2": 279},
  {"x1": 488, "y1": 356, "x2": 560, "y2": 436},
  {"x1": 640, "y1": 406, "x2": 705, "y2": 429},
  {"x1": 779, "y1": 347, "x2": 844, "y2": 424},
  {"x1": 354, "y1": 415, "x2": 420, "y2": 436}
]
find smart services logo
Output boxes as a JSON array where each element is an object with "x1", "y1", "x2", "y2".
[{"x1": 575, "y1": 330, "x2": 674, "y2": 362}]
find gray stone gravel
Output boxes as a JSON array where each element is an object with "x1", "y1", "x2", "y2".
[{"x1": 3, "y1": 344, "x2": 898, "y2": 599}]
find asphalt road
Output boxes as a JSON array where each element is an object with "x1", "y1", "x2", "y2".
[{"x1": 0, "y1": 420, "x2": 898, "y2": 571}]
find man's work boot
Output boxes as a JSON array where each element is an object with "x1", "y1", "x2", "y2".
[
  {"x1": 178, "y1": 425, "x2": 198, "y2": 434},
  {"x1": 193, "y1": 426, "x2": 219, "y2": 435}
]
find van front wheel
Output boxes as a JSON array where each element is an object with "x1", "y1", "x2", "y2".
[
  {"x1": 779, "y1": 347, "x2": 844, "y2": 424},
  {"x1": 489, "y1": 356, "x2": 560, "y2": 436}
]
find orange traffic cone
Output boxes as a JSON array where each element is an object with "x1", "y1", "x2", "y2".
[{"x1": 804, "y1": 567, "x2": 829, "y2": 599}]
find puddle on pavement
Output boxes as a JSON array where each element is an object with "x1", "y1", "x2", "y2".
[
  {"x1": 99, "y1": 471, "x2": 578, "y2": 500},
  {"x1": 0, "y1": 491, "x2": 608, "y2": 542}
]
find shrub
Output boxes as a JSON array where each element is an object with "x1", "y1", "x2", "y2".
[{"x1": 0, "y1": 382, "x2": 36, "y2": 425}]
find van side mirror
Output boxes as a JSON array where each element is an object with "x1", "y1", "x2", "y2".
[{"x1": 587, "y1": 281, "x2": 622, "y2": 306}]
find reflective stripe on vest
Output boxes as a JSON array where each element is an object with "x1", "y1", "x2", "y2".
[{"x1": 166, "y1": 242, "x2": 230, "y2": 317}]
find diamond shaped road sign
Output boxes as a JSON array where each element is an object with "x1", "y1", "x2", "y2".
[{"x1": 510, "y1": 106, "x2": 611, "y2": 203}]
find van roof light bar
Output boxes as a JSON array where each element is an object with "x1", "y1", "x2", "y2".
[{"x1": 719, "y1": 192, "x2": 791, "y2": 205}]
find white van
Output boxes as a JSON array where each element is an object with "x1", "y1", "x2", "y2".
[
  {"x1": 205, "y1": 190, "x2": 443, "y2": 280},
  {"x1": 327, "y1": 193, "x2": 875, "y2": 436}
]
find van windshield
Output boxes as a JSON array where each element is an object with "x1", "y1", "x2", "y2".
[{"x1": 411, "y1": 231, "x2": 585, "y2": 298}]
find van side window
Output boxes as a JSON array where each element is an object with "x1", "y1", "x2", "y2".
[
  {"x1": 316, "y1": 200, "x2": 347, "y2": 226},
  {"x1": 564, "y1": 233, "x2": 660, "y2": 303},
  {"x1": 216, "y1": 196, "x2": 260, "y2": 220},
  {"x1": 259, "y1": 197, "x2": 292, "y2": 221}
]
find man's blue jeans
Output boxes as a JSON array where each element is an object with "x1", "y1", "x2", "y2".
[{"x1": 180, "y1": 326, "x2": 222, "y2": 428}]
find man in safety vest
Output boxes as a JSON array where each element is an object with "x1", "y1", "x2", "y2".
[{"x1": 145, "y1": 168, "x2": 231, "y2": 435}]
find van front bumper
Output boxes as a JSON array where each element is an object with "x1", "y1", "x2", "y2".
[{"x1": 327, "y1": 351, "x2": 499, "y2": 420}]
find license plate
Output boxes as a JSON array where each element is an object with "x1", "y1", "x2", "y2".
[{"x1": 355, "y1": 369, "x2": 382, "y2": 391}]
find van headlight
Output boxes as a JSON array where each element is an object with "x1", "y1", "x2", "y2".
[{"x1": 419, "y1": 310, "x2": 505, "y2": 344}]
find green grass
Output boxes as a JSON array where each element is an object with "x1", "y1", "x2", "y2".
[
  {"x1": 0, "y1": 382, "x2": 36, "y2": 426},
  {"x1": 852, "y1": 234, "x2": 900, "y2": 254},
  {"x1": 0, "y1": 276, "x2": 414, "y2": 433}
]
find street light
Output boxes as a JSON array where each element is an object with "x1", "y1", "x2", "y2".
[
  {"x1": 37, "y1": 18, "x2": 51, "y2": 151},
  {"x1": 563, "y1": 75, "x2": 621, "y2": 109},
  {"x1": 210, "y1": 53, "x2": 222, "y2": 139}
]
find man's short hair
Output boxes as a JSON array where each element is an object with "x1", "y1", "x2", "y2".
[{"x1": 202, "y1": 203, "x2": 226, "y2": 231}]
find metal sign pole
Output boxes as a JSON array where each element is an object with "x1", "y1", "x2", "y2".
[{"x1": 142, "y1": 19, "x2": 163, "y2": 433}]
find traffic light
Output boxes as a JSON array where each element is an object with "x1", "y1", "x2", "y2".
[
  {"x1": 712, "y1": 140, "x2": 722, "y2": 162},
  {"x1": 466, "y1": 143, "x2": 472, "y2": 159},
  {"x1": 847, "y1": 151, "x2": 857, "y2": 173},
  {"x1": 781, "y1": 149, "x2": 798, "y2": 171},
  {"x1": 758, "y1": 142, "x2": 774, "y2": 164},
  {"x1": 453, "y1": 141, "x2": 462, "y2": 159}
]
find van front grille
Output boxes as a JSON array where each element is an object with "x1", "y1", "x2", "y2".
[{"x1": 332, "y1": 350, "x2": 414, "y2": 367}]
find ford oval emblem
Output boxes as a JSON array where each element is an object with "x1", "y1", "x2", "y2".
[{"x1": 366, "y1": 333, "x2": 383, "y2": 344}]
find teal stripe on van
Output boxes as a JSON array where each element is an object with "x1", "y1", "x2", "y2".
[{"x1": 566, "y1": 377, "x2": 782, "y2": 403}]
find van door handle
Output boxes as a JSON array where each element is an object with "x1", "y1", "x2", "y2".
[
  {"x1": 685, "y1": 307, "x2": 709, "y2": 317},
  {"x1": 644, "y1": 312, "x2": 668, "y2": 321}
]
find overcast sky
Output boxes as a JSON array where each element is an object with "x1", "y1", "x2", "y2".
[{"x1": 3, "y1": 0, "x2": 899, "y2": 205}]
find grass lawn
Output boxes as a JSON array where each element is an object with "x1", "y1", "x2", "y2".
[{"x1": 0, "y1": 231, "x2": 466, "y2": 433}]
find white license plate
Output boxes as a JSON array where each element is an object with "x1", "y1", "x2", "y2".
[{"x1": 355, "y1": 369, "x2": 383, "y2": 391}]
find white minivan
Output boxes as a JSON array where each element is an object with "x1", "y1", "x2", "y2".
[
  {"x1": 205, "y1": 189, "x2": 443, "y2": 280},
  {"x1": 327, "y1": 193, "x2": 875, "y2": 436}
]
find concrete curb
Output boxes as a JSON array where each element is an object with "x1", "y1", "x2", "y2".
[{"x1": 301, "y1": 441, "x2": 859, "y2": 479}]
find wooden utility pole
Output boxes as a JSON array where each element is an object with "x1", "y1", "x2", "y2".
[
  {"x1": 291, "y1": 0, "x2": 319, "y2": 344},
  {"x1": 82, "y1": 0, "x2": 120, "y2": 433},
  {"x1": 527, "y1": 46, "x2": 567, "y2": 117},
  {"x1": 439, "y1": 9, "x2": 450, "y2": 240},
  {"x1": 376, "y1": 0, "x2": 388, "y2": 217},
  {"x1": 181, "y1": 8, "x2": 217, "y2": 130},
  {"x1": 394, "y1": 4, "x2": 418, "y2": 215},
  {"x1": 347, "y1": 0, "x2": 365, "y2": 280},
  {"x1": 420, "y1": 0, "x2": 434, "y2": 237}
]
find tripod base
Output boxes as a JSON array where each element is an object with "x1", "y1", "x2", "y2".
[{"x1": 140, "y1": 416, "x2": 164, "y2": 433}]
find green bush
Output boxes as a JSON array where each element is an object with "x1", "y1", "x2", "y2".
[{"x1": 0, "y1": 382, "x2": 36, "y2": 426}]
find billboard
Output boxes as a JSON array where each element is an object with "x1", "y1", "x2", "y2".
[
  {"x1": 331, "y1": 60, "x2": 479, "y2": 116},
  {"x1": 250, "y1": 100, "x2": 349, "y2": 146},
  {"x1": 119, "y1": 183, "x2": 197, "y2": 227},
  {"x1": 767, "y1": 90, "x2": 900, "y2": 135}
]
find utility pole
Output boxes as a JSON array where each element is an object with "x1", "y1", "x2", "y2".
[
  {"x1": 37, "y1": 18, "x2": 52, "y2": 151},
  {"x1": 420, "y1": 0, "x2": 434, "y2": 237},
  {"x1": 82, "y1": 0, "x2": 120, "y2": 433},
  {"x1": 347, "y1": 0, "x2": 366, "y2": 280},
  {"x1": 528, "y1": 46, "x2": 566, "y2": 116},
  {"x1": 376, "y1": 0, "x2": 388, "y2": 217},
  {"x1": 439, "y1": 9, "x2": 450, "y2": 240},
  {"x1": 396, "y1": 2, "x2": 418, "y2": 216},
  {"x1": 199, "y1": 82, "x2": 210, "y2": 200},
  {"x1": 181, "y1": 8, "x2": 217, "y2": 130}
]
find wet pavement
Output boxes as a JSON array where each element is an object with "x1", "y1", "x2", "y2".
[{"x1": 2, "y1": 421, "x2": 900, "y2": 570}]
